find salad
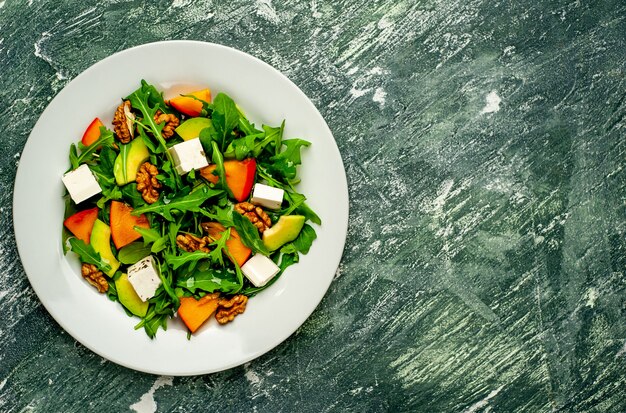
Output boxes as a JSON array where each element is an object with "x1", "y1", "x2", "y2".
[{"x1": 61, "y1": 80, "x2": 319, "y2": 338}]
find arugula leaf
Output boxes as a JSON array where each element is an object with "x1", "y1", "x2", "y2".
[
  {"x1": 177, "y1": 267, "x2": 240, "y2": 294},
  {"x1": 100, "y1": 145, "x2": 117, "y2": 167},
  {"x1": 68, "y1": 238, "x2": 112, "y2": 274},
  {"x1": 199, "y1": 205, "x2": 234, "y2": 227},
  {"x1": 207, "y1": 227, "x2": 231, "y2": 266},
  {"x1": 156, "y1": 161, "x2": 178, "y2": 193},
  {"x1": 106, "y1": 278, "x2": 119, "y2": 302},
  {"x1": 198, "y1": 126, "x2": 216, "y2": 157},
  {"x1": 132, "y1": 186, "x2": 223, "y2": 221},
  {"x1": 284, "y1": 192, "x2": 322, "y2": 225},
  {"x1": 140, "y1": 80, "x2": 170, "y2": 113},
  {"x1": 264, "y1": 122, "x2": 284, "y2": 156},
  {"x1": 232, "y1": 212, "x2": 270, "y2": 255},
  {"x1": 134, "y1": 226, "x2": 168, "y2": 253},
  {"x1": 136, "y1": 310, "x2": 169, "y2": 339},
  {"x1": 211, "y1": 93, "x2": 239, "y2": 149},
  {"x1": 280, "y1": 224, "x2": 317, "y2": 254},
  {"x1": 223, "y1": 132, "x2": 264, "y2": 160},
  {"x1": 267, "y1": 139, "x2": 311, "y2": 180},
  {"x1": 276, "y1": 138, "x2": 310, "y2": 164},
  {"x1": 210, "y1": 141, "x2": 229, "y2": 198},
  {"x1": 296, "y1": 202, "x2": 322, "y2": 225},
  {"x1": 134, "y1": 226, "x2": 161, "y2": 244},
  {"x1": 238, "y1": 110, "x2": 262, "y2": 136},
  {"x1": 95, "y1": 188, "x2": 122, "y2": 210},
  {"x1": 120, "y1": 183, "x2": 146, "y2": 208},
  {"x1": 151, "y1": 237, "x2": 168, "y2": 253},
  {"x1": 224, "y1": 122, "x2": 283, "y2": 160},
  {"x1": 68, "y1": 128, "x2": 115, "y2": 169},
  {"x1": 69, "y1": 144, "x2": 79, "y2": 170},
  {"x1": 164, "y1": 250, "x2": 211, "y2": 270},
  {"x1": 168, "y1": 222, "x2": 180, "y2": 255},
  {"x1": 156, "y1": 260, "x2": 180, "y2": 310},
  {"x1": 283, "y1": 191, "x2": 306, "y2": 215},
  {"x1": 116, "y1": 141, "x2": 131, "y2": 182},
  {"x1": 61, "y1": 194, "x2": 77, "y2": 254},
  {"x1": 118, "y1": 242, "x2": 151, "y2": 264},
  {"x1": 137, "y1": 124, "x2": 162, "y2": 154}
]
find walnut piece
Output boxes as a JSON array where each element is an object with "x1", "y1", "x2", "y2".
[
  {"x1": 112, "y1": 100, "x2": 135, "y2": 143},
  {"x1": 136, "y1": 162, "x2": 162, "y2": 204},
  {"x1": 176, "y1": 233, "x2": 211, "y2": 253},
  {"x1": 81, "y1": 263, "x2": 108, "y2": 293},
  {"x1": 215, "y1": 295, "x2": 248, "y2": 324},
  {"x1": 234, "y1": 202, "x2": 272, "y2": 233},
  {"x1": 154, "y1": 110, "x2": 180, "y2": 139}
]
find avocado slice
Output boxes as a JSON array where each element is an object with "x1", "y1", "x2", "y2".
[
  {"x1": 115, "y1": 273, "x2": 149, "y2": 317},
  {"x1": 90, "y1": 219, "x2": 120, "y2": 276},
  {"x1": 114, "y1": 137, "x2": 150, "y2": 185},
  {"x1": 263, "y1": 215, "x2": 305, "y2": 251},
  {"x1": 175, "y1": 117, "x2": 212, "y2": 141}
]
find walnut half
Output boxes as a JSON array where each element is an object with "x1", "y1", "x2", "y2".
[
  {"x1": 112, "y1": 100, "x2": 135, "y2": 144},
  {"x1": 234, "y1": 202, "x2": 272, "y2": 233},
  {"x1": 215, "y1": 295, "x2": 248, "y2": 324},
  {"x1": 154, "y1": 110, "x2": 180, "y2": 139},
  {"x1": 81, "y1": 263, "x2": 108, "y2": 293},
  {"x1": 136, "y1": 162, "x2": 162, "y2": 204},
  {"x1": 176, "y1": 233, "x2": 211, "y2": 253}
]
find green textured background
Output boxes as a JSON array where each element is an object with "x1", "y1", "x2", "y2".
[{"x1": 1, "y1": 1, "x2": 625, "y2": 412}]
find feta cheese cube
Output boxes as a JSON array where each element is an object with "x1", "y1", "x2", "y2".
[
  {"x1": 61, "y1": 164, "x2": 102, "y2": 204},
  {"x1": 167, "y1": 138, "x2": 209, "y2": 175},
  {"x1": 241, "y1": 254, "x2": 280, "y2": 287},
  {"x1": 251, "y1": 183, "x2": 284, "y2": 210},
  {"x1": 127, "y1": 255, "x2": 162, "y2": 302}
]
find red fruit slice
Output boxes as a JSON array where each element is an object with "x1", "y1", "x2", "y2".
[
  {"x1": 225, "y1": 158, "x2": 256, "y2": 202},
  {"x1": 203, "y1": 222, "x2": 252, "y2": 267},
  {"x1": 168, "y1": 89, "x2": 211, "y2": 117},
  {"x1": 199, "y1": 159, "x2": 257, "y2": 201},
  {"x1": 81, "y1": 118, "x2": 105, "y2": 146},
  {"x1": 110, "y1": 201, "x2": 151, "y2": 249},
  {"x1": 178, "y1": 293, "x2": 220, "y2": 333},
  {"x1": 63, "y1": 207, "x2": 99, "y2": 244},
  {"x1": 199, "y1": 164, "x2": 219, "y2": 184}
]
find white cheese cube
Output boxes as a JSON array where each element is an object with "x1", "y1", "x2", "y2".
[
  {"x1": 251, "y1": 183, "x2": 284, "y2": 210},
  {"x1": 127, "y1": 255, "x2": 162, "y2": 302},
  {"x1": 241, "y1": 254, "x2": 280, "y2": 287},
  {"x1": 61, "y1": 164, "x2": 102, "y2": 204},
  {"x1": 167, "y1": 138, "x2": 209, "y2": 175}
]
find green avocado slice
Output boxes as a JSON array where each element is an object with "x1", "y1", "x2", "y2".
[
  {"x1": 263, "y1": 215, "x2": 305, "y2": 251},
  {"x1": 175, "y1": 117, "x2": 212, "y2": 141},
  {"x1": 90, "y1": 219, "x2": 120, "y2": 276},
  {"x1": 114, "y1": 137, "x2": 150, "y2": 185},
  {"x1": 115, "y1": 273, "x2": 149, "y2": 317}
]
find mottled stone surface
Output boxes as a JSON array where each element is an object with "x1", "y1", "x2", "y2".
[{"x1": 1, "y1": 0, "x2": 625, "y2": 412}]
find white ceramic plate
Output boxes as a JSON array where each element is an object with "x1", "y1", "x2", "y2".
[{"x1": 13, "y1": 41, "x2": 348, "y2": 375}]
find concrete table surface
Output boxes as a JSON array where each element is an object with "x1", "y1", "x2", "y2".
[{"x1": 0, "y1": 1, "x2": 625, "y2": 412}]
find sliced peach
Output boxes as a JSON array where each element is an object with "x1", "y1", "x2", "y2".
[
  {"x1": 199, "y1": 159, "x2": 256, "y2": 202},
  {"x1": 178, "y1": 293, "x2": 220, "y2": 333},
  {"x1": 203, "y1": 222, "x2": 252, "y2": 267},
  {"x1": 168, "y1": 89, "x2": 211, "y2": 117},
  {"x1": 110, "y1": 201, "x2": 150, "y2": 249},
  {"x1": 63, "y1": 207, "x2": 99, "y2": 244},
  {"x1": 199, "y1": 164, "x2": 219, "y2": 184},
  {"x1": 81, "y1": 118, "x2": 105, "y2": 146}
]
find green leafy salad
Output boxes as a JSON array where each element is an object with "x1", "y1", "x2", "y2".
[{"x1": 61, "y1": 80, "x2": 319, "y2": 338}]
